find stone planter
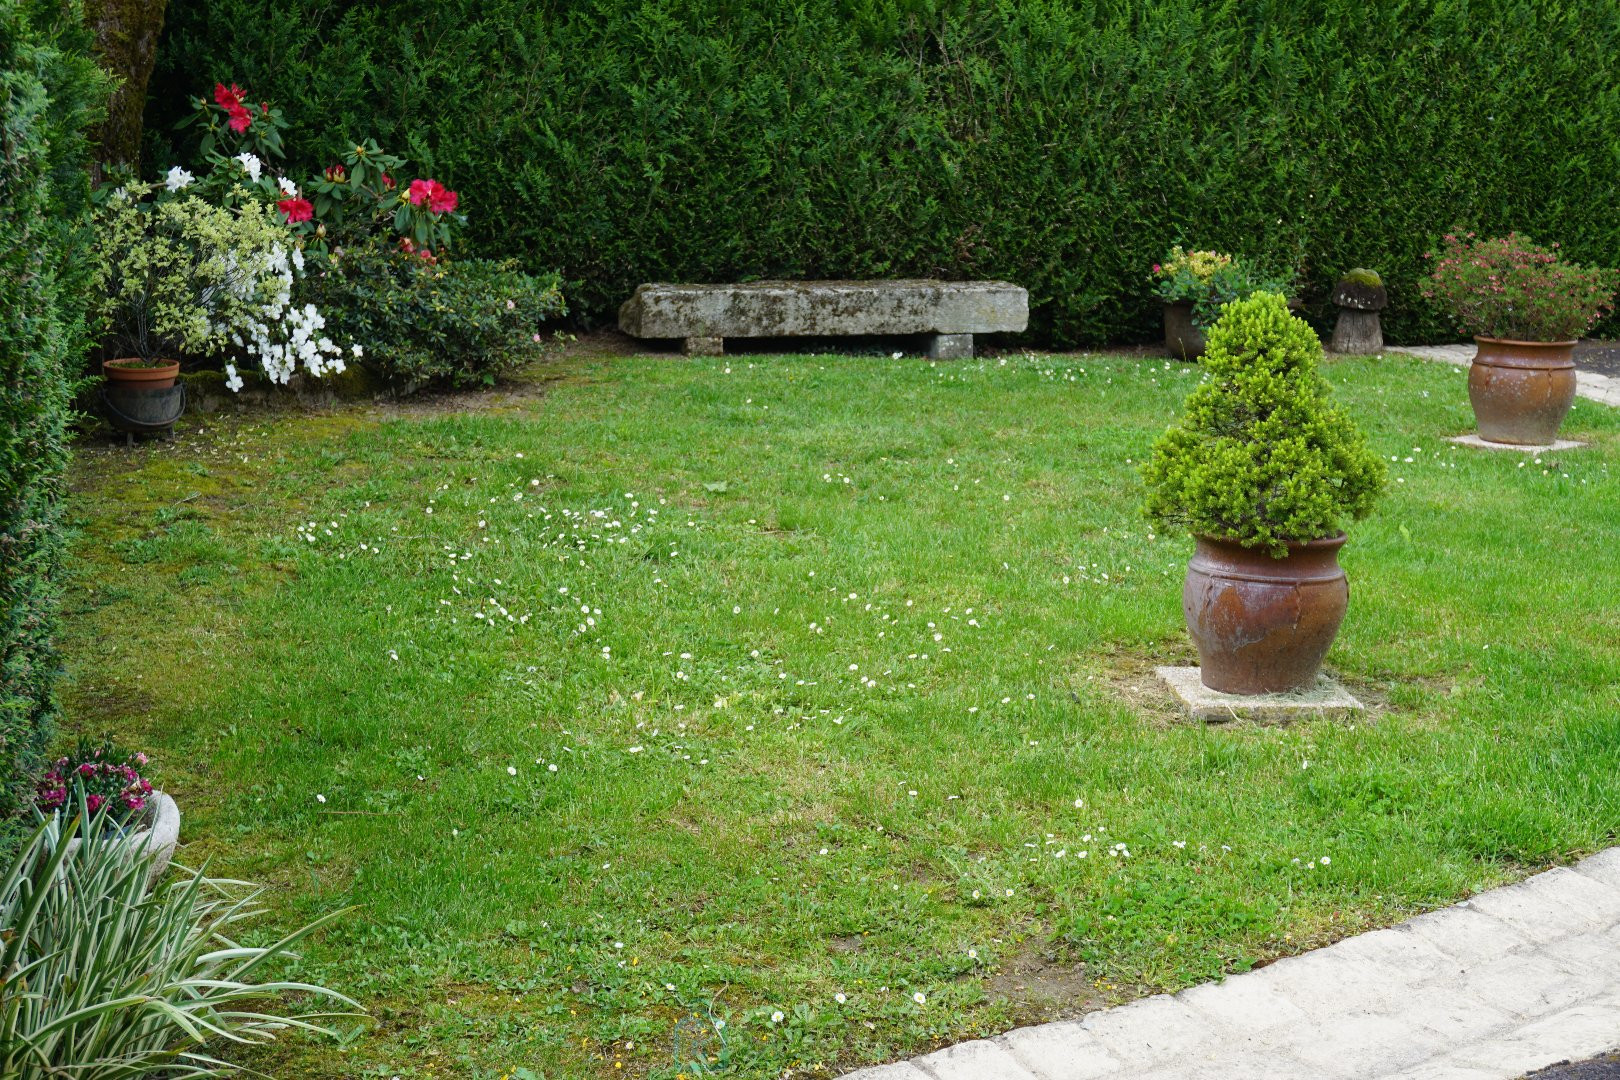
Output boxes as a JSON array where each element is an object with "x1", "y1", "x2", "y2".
[
  {"x1": 1468, "y1": 336, "x2": 1578, "y2": 445},
  {"x1": 65, "y1": 791, "x2": 181, "y2": 890},
  {"x1": 1183, "y1": 534, "x2": 1349, "y2": 695},
  {"x1": 1163, "y1": 301, "x2": 1206, "y2": 360}
]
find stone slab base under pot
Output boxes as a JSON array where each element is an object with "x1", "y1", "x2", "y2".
[{"x1": 1183, "y1": 534, "x2": 1349, "y2": 695}]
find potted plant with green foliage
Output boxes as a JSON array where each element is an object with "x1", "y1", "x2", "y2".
[
  {"x1": 1150, "y1": 246, "x2": 1292, "y2": 360},
  {"x1": 1142, "y1": 292, "x2": 1386, "y2": 695},
  {"x1": 1419, "y1": 232, "x2": 1617, "y2": 445}
]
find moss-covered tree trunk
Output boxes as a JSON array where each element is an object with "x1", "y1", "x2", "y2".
[{"x1": 84, "y1": 0, "x2": 167, "y2": 170}]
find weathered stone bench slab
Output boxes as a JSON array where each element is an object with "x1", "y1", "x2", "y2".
[{"x1": 618, "y1": 279, "x2": 1028, "y2": 358}]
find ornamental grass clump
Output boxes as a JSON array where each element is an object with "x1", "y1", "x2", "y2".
[
  {"x1": 1418, "y1": 232, "x2": 1617, "y2": 342},
  {"x1": 0, "y1": 805, "x2": 359, "y2": 1078},
  {"x1": 1142, "y1": 292, "x2": 1385, "y2": 555}
]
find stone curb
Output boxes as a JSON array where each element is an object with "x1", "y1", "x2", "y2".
[{"x1": 837, "y1": 849, "x2": 1620, "y2": 1080}]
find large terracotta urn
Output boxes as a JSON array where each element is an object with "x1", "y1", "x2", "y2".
[
  {"x1": 1184, "y1": 534, "x2": 1349, "y2": 694},
  {"x1": 1468, "y1": 337, "x2": 1577, "y2": 446}
]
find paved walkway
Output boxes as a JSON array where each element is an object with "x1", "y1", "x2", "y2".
[
  {"x1": 1387, "y1": 345, "x2": 1620, "y2": 408},
  {"x1": 841, "y1": 849, "x2": 1620, "y2": 1080}
]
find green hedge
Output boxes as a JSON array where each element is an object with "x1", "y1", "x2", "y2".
[
  {"x1": 1, "y1": 1, "x2": 103, "y2": 822},
  {"x1": 151, "y1": 0, "x2": 1620, "y2": 345}
]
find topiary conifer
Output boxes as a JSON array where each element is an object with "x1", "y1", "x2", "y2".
[{"x1": 1141, "y1": 292, "x2": 1385, "y2": 555}]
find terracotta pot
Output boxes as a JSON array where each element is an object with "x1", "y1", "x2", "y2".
[
  {"x1": 1183, "y1": 533, "x2": 1349, "y2": 695},
  {"x1": 103, "y1": 358, "x2": 180, "y2": 390},
  {"x1": 1467, "y1": 337, "x2": 1577, "y2": 446},
  {"x1": 1163, "y1": 301, "x2": 1206, "y2": 360}
]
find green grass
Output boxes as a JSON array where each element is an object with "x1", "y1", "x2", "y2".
[{"x1": 58, "y1": 350, "x2": 1620, "y2": 1079}]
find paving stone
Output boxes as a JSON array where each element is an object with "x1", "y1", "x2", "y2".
[
  {"x1": 1460, "y1": 951, "x2": 1612, "y2": 1020},
  {"x1": 1405, "y1": 904, "x2": 1532, "y2": 963},
  {"x1": 914, "y1": 1038, "x2": 1041, "y2": 1080},
  {"x1": 996, "y1": 1021, "x2": 1120, "y2": 1080},
  {"x1": 1177, "y1": 972, "x2": 1308, "y2": 1031},
  {"x1": 1396, "y1": 985, "x2": 1514, "y2": 1044},
  {"x1": 1326, "y1": 925, "x2": 1462, "y2": 984},
  {"x1": 1270, "y1": 1012, "x2": 1450, "y2": 1080},
  {"x1": 1447, "y1": 1005, "x2": 1620, "y2": 1075},
  {"x1": 1446, "y1": 434, "x2": 1586, "y2": 453},
  {"x1": 1463, "y1": 868, "x2": 1620, "y2": 943},
  {"x1": 1246, "y1": 952, "x2": 1398, "y2": 1019},
  {"x1": 1154, "y1": 666, "x2": 1364, "y2": 722},
  {"x1": 840, "y1": 1064, "x2": 936, "y2": 1080},
  {"x1": 1574, "y1": 849, "x2": 1620, "y2": 890},
  {"x1": 1376, "y1": 1064, "x2": 1503, "y2": 1080},
  {"x1": 832, "y1": 846, "x2": 1620, "y2": 1080},
  {"x1": 1079, "y1": 994, "x2": 1214, "y2": 1062},
  {"x1": 1542, "y1": 930, "x2": 1620, "y2": 976}
]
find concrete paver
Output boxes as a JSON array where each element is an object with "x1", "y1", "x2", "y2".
[{"x1": 838, "y1": 853, "x2": 1620, "y2": 1080}]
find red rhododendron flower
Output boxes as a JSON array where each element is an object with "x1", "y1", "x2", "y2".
[
  {"x1": 428, "y1": 183, "x2": 458, "y2": 214},
  {"x1": 227, "y1": 102, "x2": 253, "y2": 133},
  {"x1": 277, "y1": 197, "x2": 314, "y2": 224},
  {"x1": 213, "y1": 82, "x2": 245, "y2": 109},
  {"x1": 407, "y1": 178, "x2": 459, "y2": 214},
  {"x1": 381, "y1": 172, "x2": 396, "y2": 190}
]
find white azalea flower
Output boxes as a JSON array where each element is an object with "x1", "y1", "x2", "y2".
[
  {"x1": 164, "y1": 166, "x2": 194, "y2": 192},
  {"x1": 278, "y1": 176, "x2": 298, "y2": 196},
  {"x1": 233, "y1": 152, "x2": 262, "y2": 182}
]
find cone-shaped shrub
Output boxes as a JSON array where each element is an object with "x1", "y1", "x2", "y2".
[{"x1": 1142, "y1": 292, "x2": 1385, "y2": 555}]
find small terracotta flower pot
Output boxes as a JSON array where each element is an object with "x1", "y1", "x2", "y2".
[
  {"x1": 1467, "y1": 337, "x2": 1577, "y2": 446},
  {"x1": 1163, "y1": 301, "x2": 1206, "y2": 360},
  {"x1": 103, "y1": 358, "x2": 181, "y2": 390},
  {"x1": 1184, "y1": 534, "x2": 1349, "y2": 695}
]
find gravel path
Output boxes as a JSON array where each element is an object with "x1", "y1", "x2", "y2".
[{"x1": 839, "y1": 850, "x2": 1620, "y2": 1080}]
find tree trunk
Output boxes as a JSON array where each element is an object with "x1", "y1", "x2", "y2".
[{"x1": 84, "y1": 0, "x2": 170, "y2": 173}]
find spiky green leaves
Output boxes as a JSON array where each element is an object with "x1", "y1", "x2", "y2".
[{"x1": 1141, "y1": 293, "x2": 1385, "y2": 555}]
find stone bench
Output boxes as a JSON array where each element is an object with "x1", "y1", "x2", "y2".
[{"x1": 617, "y1": 279, "x2": 1028, "y2": 359}]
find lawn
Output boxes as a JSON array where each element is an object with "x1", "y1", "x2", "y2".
[{"x1": 58, "y1": 347, "x2": 1620, "y2": 1079}]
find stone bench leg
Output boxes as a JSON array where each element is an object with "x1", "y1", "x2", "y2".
[
  {"x1": 684, "y1": 336, "x2": 724, "y2": 356},
  {"x1": 928, "y1": 333, "x2": 974, "y2": 360}
]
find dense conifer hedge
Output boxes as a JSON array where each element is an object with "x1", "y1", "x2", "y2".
[
  {"x1": 152, "y1": 0, "x2": 1620, "y2": 345},
  {"x1": 1, "y1": 1, "x2": 103, "y2": 822}
]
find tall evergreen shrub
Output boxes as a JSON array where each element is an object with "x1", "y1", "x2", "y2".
[
  {"x1": 150, "y1": 0, "x2": 1620, "y2": 345},
  {"x1": 0, "y1": 0, "x2": 104, "y2": 823}
]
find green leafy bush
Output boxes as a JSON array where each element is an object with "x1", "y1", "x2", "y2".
[
  {"x1": 0, "y1": 806, "x2": 359, "y2": 1077},
  {"x1": 301, "y1": 241, "x2": 567, "y2": 388},
  {"x1": 1149, "y1": 247, "x2": 1293, "y2": 329},
  {"x1": 1, "y1": 0, "x2": 106, "y2": 827},
  {"x1": 149, "y1": 0, "x2": 1620, "y2": 344},
  {"x1": 1418, "y1": 232, "x2": 1617, "y2": 342},
  {"x1": 1141, "y1": 293, "x2": 1385, "y2": 555}
]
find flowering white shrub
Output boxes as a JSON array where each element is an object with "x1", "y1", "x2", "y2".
[{"x1": 91, "y1": 181, "x2": 359, "y2": 390}]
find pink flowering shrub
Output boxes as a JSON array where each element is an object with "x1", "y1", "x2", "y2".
[
  {"x1": 1419, "y1": 232, "x2": 1617, "y2": 342},
  {"x1": 35, "y1": 742, "x2": 155, "y2": 827}
]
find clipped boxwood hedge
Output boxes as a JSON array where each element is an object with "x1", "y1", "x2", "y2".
[
  {"x1": 150, "y1": 0, "x2": 1620, "y2": 345},
  {"x1": 1, "y1": 0, "x2": 105, "y2": 825}
]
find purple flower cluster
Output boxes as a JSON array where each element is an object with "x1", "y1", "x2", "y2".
[{"x1": 36, "y1": 744, "x2": 154, "y2": 824}]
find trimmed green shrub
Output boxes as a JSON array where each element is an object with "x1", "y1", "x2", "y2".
[
  {"x1": 1, "y1": 0, "x2": 106, "y2": 826},
  {"x1": 148, "y1": 0, "x2": 1620, "y2": 345},
  {"x1": 1141, "y1": 292, "x2": 1385, "y2": 555},
  {"x1": 301, "y1": 241, "x2": 567, "y2": 388}
]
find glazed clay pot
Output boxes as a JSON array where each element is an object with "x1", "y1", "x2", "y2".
[
  {"x1": 1184, "y1": 534, "x2": 1349, "y2": 695},
  {"x1": 1163, "y1": 301, "x2": 1206, "y2": 361},
  {"x1": 104, "y1": 358, "x2": 181, "y2": 390},
  {"x1": 1468, "y1": 337, "x2": 1577, "y2": 446}
]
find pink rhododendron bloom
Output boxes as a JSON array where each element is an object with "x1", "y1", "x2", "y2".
[{"x1": 408, "y1": 179, "x2": 433, "y2": 206}]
